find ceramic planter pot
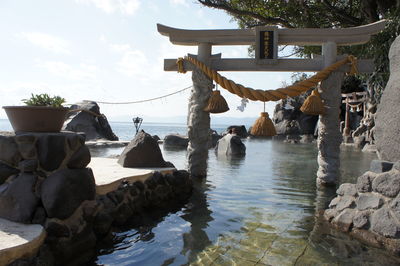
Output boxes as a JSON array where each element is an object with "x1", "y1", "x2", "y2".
[{"x1": 3, "y1": 106, "x2": 69, "y2": 133}]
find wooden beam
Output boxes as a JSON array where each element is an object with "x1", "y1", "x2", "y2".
[
  {"x1": 157, "y1": 20, "x2": 386, "y2": 46},
  {"x1": 164, "y1": 58, "x2": 374, "y2": 73}
]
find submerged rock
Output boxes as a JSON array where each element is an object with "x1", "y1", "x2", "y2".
[
  {"x1": 118, "y1": 130, "x2": 174, "y2": 168},
  {"x1": 163, "y1": 134, "x2": 189, "y2": 148},
  {"x1": 65, "y1": 101, "x2": 118, "y2": 141},
  {"x1": 215, "y1": 134, "x2": 246, "y2": 156}
]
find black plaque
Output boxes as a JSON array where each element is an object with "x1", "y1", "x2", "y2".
[{"x1": 259, "y1": 31, "x2": 274, "y2": 59}]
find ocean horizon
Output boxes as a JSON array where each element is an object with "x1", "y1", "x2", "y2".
[{"x1": 0, "y1": 118, "x2": 249, "y2": 141}]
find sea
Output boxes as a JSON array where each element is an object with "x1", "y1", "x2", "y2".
[{"x1": 1, "y1": 119, "x2": 399, "y2": 265}]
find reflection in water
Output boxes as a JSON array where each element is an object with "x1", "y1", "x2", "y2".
[
  {"x1": 93, "y1": 140, "x2": 400, "y2": 265},
  {"x1": 180, "y1": 178, "x2": 213, "y2": 263}
]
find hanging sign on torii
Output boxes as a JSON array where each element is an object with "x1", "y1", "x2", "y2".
[{"x1": 158, "y1": 20, "x2": 386, "y2": 185}]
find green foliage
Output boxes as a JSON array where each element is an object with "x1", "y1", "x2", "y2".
[
  {"x1": 198, "y1": 0, "x2": 400, "y2": 103},
  {"x1": 22, "y1": 93, "x2": 66, "y2": 108},
  {"x1": 341, "y1": 76, "x2": 364, "y2": 93}
]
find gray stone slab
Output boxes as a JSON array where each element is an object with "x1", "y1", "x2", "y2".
[
  {"x1": 372, "y1": 171, "x2": 400, "y2": 197},
  {"x1": 333, "y1": 208, "x2": 356, "y2": 232},
  {"x1": 90, "y1": 157, "x2": 175, "y2": 195},
  {"x1": 0, "y1": 218, "x2": 46, "y2": 265},
  {"x1": 371, "y1": 207, "x2": 400, "y2": 238},
  {"x1": 335, "y1": 195, "x2": 355, "y2": 211},
  {"x1": 357, "y1": 171, "x2": 378, "y2": 193},
  {"x1": 356, "y1": 193, "x2": 383, "y2": 210},
  {"x1": 353, "y1": 210, "x2": 370, "y2": 229},
  {"x1": 337, "y1": 183, "x2": 357, "y2": 196}
]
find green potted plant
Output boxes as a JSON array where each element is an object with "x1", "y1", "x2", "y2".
[{"x1": 3, "y1": 93, "x2": 68, "y2": 133}]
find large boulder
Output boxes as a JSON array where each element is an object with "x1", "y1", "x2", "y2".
[
  {"x1": 273, "y1": 95, "x2": 318, "y2": 136},
  {"x1": 215, "y1": 134, "x2": 246, "y2": 156},
  {"x1": 118, "y1": 130, "x2": 174, "y2": 168},
  {"x1": 375, "y1": 35, "x2": 400, "y2": 162},
  {"x1": 163, "y1": 134, "x2": 189, "y2": 148},
  {"x1": 0, "y1": 173, "x2": 40, "y2": 223},
  {"x1": 41, "y1": 168, "x2": 96, "y2": 220},
  {"x1": 65, "y1": 101, "x2": 118, "y2": 141},
  {"x1": 0, "y1": 161, "x2": 19, "y2": 185}
]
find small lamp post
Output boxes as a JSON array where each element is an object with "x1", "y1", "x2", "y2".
[{"x1": 133, "y1": 117, "x2": 143, "y2": 135}]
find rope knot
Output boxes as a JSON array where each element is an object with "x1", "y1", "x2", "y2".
[
  {"x1": 347, "y1": 55, "x2": 358, "y2": 75},
  {"x1": 177, "y1": 57, "x2": 186, "y2": 73}
]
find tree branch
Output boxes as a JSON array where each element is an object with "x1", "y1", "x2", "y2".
[
  {"x1": 322, "y1": 0, "x2": 364, "y2": 26},
  {"x1": 198, "y1": 0, "x2": 294, "y2": 28}
]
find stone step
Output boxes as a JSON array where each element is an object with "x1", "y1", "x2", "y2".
[
  {"x1": 0, "y1": 218, "x2": 46, "y2": 265},
  {"x1": 89, "y1": 157, "x2": 175, "y2": 195}
]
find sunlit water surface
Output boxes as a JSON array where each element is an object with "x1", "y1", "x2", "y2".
[{"x1": 90, "y1": 139, "x2": 400, "y2": 266}]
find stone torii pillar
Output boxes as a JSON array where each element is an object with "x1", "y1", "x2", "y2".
[
  {"x1": 187, "y1": 44, "x2": 212, "y2": 177},
  {"x1": 158, "y1": 21, "x2": 385, "y2": 182},
  {"x1": 317, "y1": 42, "x2": 344, "y2": 185}
]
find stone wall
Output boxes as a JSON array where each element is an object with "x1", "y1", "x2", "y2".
[
  {"x1": 0, "y1": 132, "x2": 92, "y2": 224},
  {"x1": 42, "y1": 170, "x2": 192, "y2": 265},
  {"x1": 324, "y1": 161, "x2": 400, "y2": 255},
  {"x1": 0, "y1": 132, "x2": 193, "y2": 265}
]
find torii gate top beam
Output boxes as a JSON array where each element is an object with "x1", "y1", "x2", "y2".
[
  {"x1": 158, "y1": 20, "x2": 385, "y2": 73},
  {"x1": 157, "y1": 20, "x2": 386, "y2": 46}
]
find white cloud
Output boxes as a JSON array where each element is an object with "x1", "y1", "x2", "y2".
[
  {"x1": 110, "y1": 43, "x2": 132, "y2": 53},
  {"x1": 76, "y1": 0, "x2": 140, "y2": 15},
  {"x1": 117, "y1": 50, "x2": 150, "y2": 77},
  {"x1": 18, "y1": 32, "x2": 71, "y2": 54},
  {"x1": 98, "y1": 36, "x2": 150, "y2": 77},
  {"x1": 37, "y1": 61, "x2": 99, "y2": 80}
]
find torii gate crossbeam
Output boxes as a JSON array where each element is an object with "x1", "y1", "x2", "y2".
[{"x1": 158, "y1": 21, "x2": 385, "y2": 185}]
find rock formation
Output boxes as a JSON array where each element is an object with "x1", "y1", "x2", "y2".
[
  {"x1": 225, "y1": 125, "x2": 248, "y2": 138},
  {"x1": 118, "y1": 130, "x2": 174, "y2": 168},
  {"x1": 273, "y1": 94, "x2": 319, "y2": 137},
  {"x1": 163, "y1": 134, "x2": 189, "y2": 148},
  {"x1": 0, "y1": 132, "x2": 92, "y2": 224},
  {"x1": 0, "y1": 131, "x2": 193, "y2": 265},
  {"x1": 324, "y1": 161, "x2": 400, "y2": 255},
  {"x1": 65, "y1": 101, "x2": 118, "y2": 141},
  {"x1": 215, "y1": 134, "x2": 246, "y2": 156},
  {"x1": 375, "y1": 35, "x2": 400, "y2": 162}
]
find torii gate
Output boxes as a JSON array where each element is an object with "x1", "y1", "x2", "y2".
[{"x1": 158, "y1": 21, "x2": 386, "y2": 185}]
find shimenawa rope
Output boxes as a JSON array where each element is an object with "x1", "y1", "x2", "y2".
[{"x1": 176, "y1": 55, "x2": 358, "y2": 102}]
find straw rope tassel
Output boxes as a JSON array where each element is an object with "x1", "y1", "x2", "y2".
[
  {"x1": 204, "y1": 84, "x2": 230, "y2": 113},
  {"x1": 300, "y1": 89, "x2": 325, "y2": 115},
  {"x1": 250, "y1": 102, "x2": 277, "y2": 137},
  {"x1": 204, "y1": 90, "x2": 230, "y2": 114}
]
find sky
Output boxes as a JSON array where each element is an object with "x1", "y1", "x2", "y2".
[{"x1": 0, "y1": 0, "x2": 293, "y2": 123}]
